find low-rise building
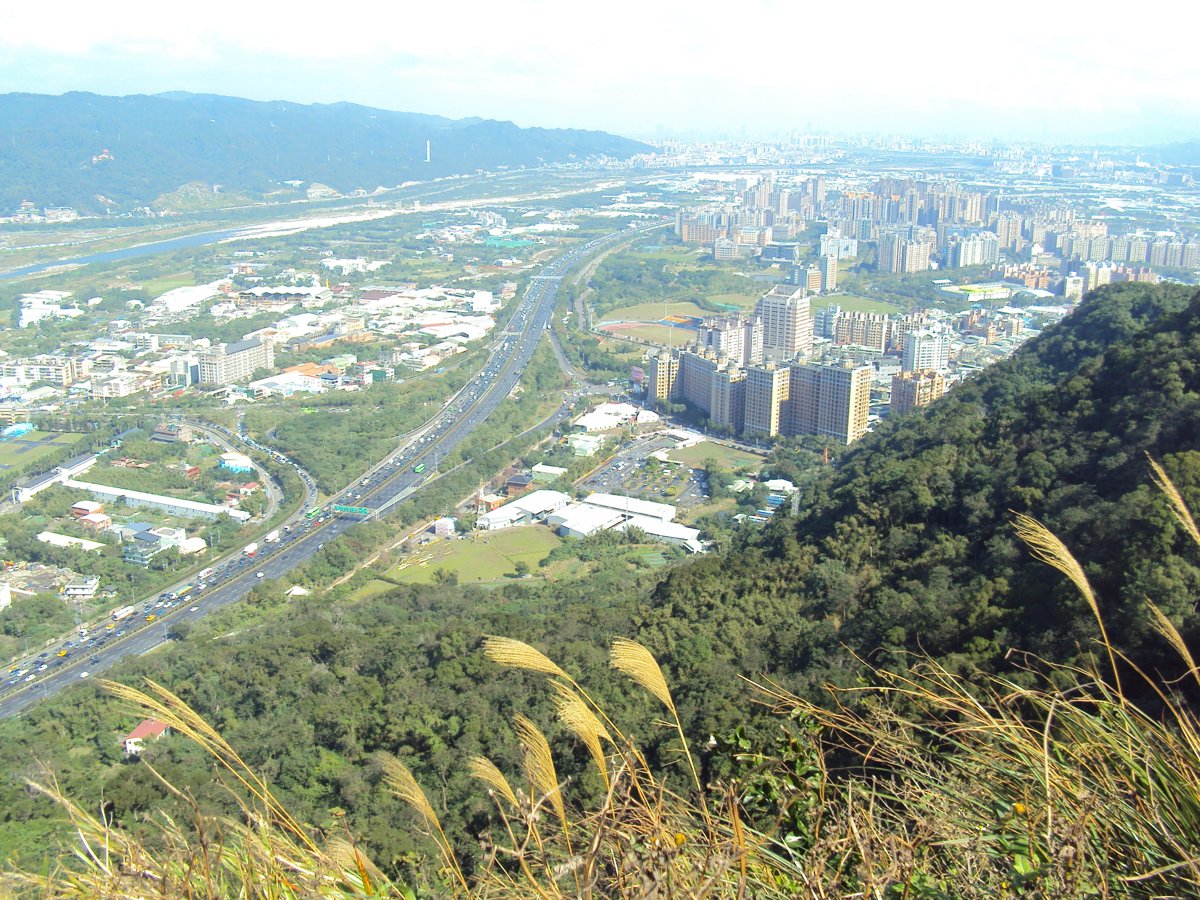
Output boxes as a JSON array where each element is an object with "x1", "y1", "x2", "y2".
[{"x1": 123, "y1": 719, "x2": 171, "y2": 756}]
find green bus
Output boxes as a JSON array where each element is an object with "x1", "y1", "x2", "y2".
[{"x1": 412, "y1": 463, "x2": 427, "y2": 474}]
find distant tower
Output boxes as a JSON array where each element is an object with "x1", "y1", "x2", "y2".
[{"x1": 425, "y1": 140, "x2": 431, "y2": 163}]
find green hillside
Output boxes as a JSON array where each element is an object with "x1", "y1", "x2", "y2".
[
  {"x1": 1, "y1": 282, "x2": 1199, "y2": 895},
  {"x1": 0, "y1": 91, "x2": 651, "y2": 213}
]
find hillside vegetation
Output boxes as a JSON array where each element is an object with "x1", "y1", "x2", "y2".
[{"x1": 0, "y1": 282, "x2": 1198, "y2": 896}]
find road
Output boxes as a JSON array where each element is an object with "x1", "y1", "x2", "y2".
[{"x1": 0, "y1": 227, "x2": 647, "y2": 719}]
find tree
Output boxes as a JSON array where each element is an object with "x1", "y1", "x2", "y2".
[{"x1": 513, "y1": 560, "x2": 530, "y2": 578}]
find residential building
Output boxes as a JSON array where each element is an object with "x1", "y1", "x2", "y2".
[
  {"x1": 891, "y1": 370, "x2": 947, "y2": 414},
  {"x1": 646, "y1": 352, "x2": 679, "y2": 405},
  {"x1": 743, "y1": 363, "x2": 790, "y2": 438},
  {"x1": 786, "y1": 361, "x2": 872, "y2": 445},
  {"x1": 754, "y1": 285, "x2": 812, "y2": 360},
  {"x1": 197, "y1": 339, "x2": 274, "y2": 386},
  {"x1": 902, "y1": 330, "x2": 952, "y2": 372},
  {"x1": 123, "y1": 719, "x2": 171, "y2": 756},
  {"x1": 0, "y1": 355, "x2": 89, "y2": 387}
]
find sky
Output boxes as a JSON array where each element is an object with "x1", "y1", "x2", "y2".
[{"x1": 2, "y1": 0, "x2": 1198, "y2": 144}]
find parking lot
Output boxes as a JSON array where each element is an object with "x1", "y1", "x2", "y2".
[{"x1": 580, "y1": 432, "x2": 712, "y2": 509}]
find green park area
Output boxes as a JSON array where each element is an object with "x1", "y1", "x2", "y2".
[
  {"x1": 386, "y1": 526, "x2": 562, "y2": 585},
  {"x1": 141, "y1": 273, "x2": 196, "y2": 296},
  {"x1": 0, "y1": 430, "x2": 88, "y2": 471},
  {"x1": 668, "y1": 440, "x2": 764, "y2": 472}
]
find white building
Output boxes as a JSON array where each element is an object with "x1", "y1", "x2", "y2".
[
  {"x1": 477, "y1": 490, "x2": 571, "y2": 530},
  {"x1": 902, "y1": 330, "x2": 952, "y2": 373}
]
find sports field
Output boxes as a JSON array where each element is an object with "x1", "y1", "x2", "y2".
[
  {"x1": 0, "y1": 431, "x2": 88, "y2": 471},
  {"x1": 387, "y1": 526, "x2": 562, "y2": 584},
  {"x1": 668, "y1": 441, "x2": 764, "y2": 471},
  {"x1": 810, "y1": 293, "x2": 899, "y2": 314},
  {"x1": 600, "y1": 300, "x2": 710, "y2": 322},
  {"x1": 599, "y1": 323, "x2": 687, "y2": 347}
]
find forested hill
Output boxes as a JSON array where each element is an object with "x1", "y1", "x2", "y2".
[
  {"x1": 645, "y1": 281, "x2": 1200, "y2": 737},
  {"x1": 0, "y1": 91, "x2": 651, "y2": 213}
]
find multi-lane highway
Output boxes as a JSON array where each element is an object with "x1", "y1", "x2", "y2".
[{"x1": 0, "y1": 227, "x2": 644, "y2": 719}]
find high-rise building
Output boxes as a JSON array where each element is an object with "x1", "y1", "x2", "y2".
[
  {"x1": 901, "y1": 239, "x2": 932, "y2": 273},
  {"x1": 742, "y1": 316, "x2": 764, "y2": 366},
  {"x1": 197, "y1": 339, "x2": 274, "y2": 386},
  {"x1": 710, "y1": 367, "x2": 747, "y2": 432},
  {"x1": 890, "y1": 370, "x2": 946, "y2": 415},
  {"x1": 786, "y1": 361, "x2": 872, "y2": 445},
  {"x1": 754, "y1": 285, "x2": 812, "y2": 361},
  {"x1": 993, "y1": 213, "x2": 1023, "y2": 251},
  {"x1": 646, "y1": 352, "x2": 678, "y2": 405},
  {"x1": 902, "y1": 330, "x2": 951, "y2": 373},
  {"x1": 819, "y1": 254, "x2": 838, "y2": 292},
  {"x1": 877, "y1": 232, "x2": 902, "y2": 273},
  {"x1": 833, "y1": 311, "x2": 890, "y2": 352},
  {"x1": 743, "y1": 364, "x2": 790, "y2": 437}
]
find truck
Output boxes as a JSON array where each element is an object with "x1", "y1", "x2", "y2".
[
  {"x1": 243, "y1": 542, "x2": 259, "y2": 557},
  {"x1": 264, "y1": 530, "x2": 281, "y2": 544},
  {"x1": 198, "y1": 567, "x2": 215, "y2": 581},
  {"x1": 111, "y1": 605, "x2": 136, "y2": 622}
]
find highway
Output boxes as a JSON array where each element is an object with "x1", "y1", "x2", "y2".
[{"x1": 0, "y1": 227, "x2": 645, "y2": 719}]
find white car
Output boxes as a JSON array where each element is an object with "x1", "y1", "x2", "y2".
[{"x1": 79, "y1": 672, "x2": 90, "y2": 679}]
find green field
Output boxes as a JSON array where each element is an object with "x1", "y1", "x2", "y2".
[
  {"x1": 345, "y1": 579, "x2": 401, "y2": 602},
  {"x1": 387, "y1": 526, "x2": 562, "y2": 584},
  {"x1": 667, "y1": 440, "x2": 764, "y2": 472},
  {"x1": 707, "y1": 291, "x2": 762, "y2": 309},
  {"x1": 0, "y1": 430, "x2": 88, "y2": 470},
  {"x1": 599, "y1": 323, "x2": 688, "y2": 347},
  {"x1": 810, "y1": 293, "x2": 900, "y2": 314},
  {"x1": 142, "y1": 273, "x2": 196, "y2": 295},
  {"x1": 600, "y1": 300, "x2": 710, "y2": 323}
]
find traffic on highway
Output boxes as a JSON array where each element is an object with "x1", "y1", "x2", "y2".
[{"x1": 0, "y1": 227, "x2": 648, "y2": 719}]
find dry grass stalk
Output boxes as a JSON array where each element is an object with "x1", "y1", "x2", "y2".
[
  {"x1": 482, "y1": 636, "x2": 567, "y2": 678},
  {"x1": 1147, "y1": 454, "x2": 1200, "y2": 548},
  {"x1": 514, "y1": 713, "x2": 569, "y2": 835},
  {"x1": 552, "y1": 682, "x2": 611, "y2": 787},
  {"x1": 610, "y1": 638, "x2": 675, "y2": 712},
  {"x1": 377, "y1": 751, "x2": 470, "y2": 895},
  {"x1": 1010, "y1": 511, "x2": 1123, "y2": 696},
  {"x1": 469, "y1": 755, "x2": 521, "y2": 810}
]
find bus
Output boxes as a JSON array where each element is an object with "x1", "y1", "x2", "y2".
[{"x1": 412, "y1": 463, "x2": 427, "y2": 474}]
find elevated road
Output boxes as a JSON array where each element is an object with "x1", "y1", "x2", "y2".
[{"x1": 0, "y1": 227, "x2": 648, "y2": 719}]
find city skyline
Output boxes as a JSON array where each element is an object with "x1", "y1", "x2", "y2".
[{"x1": 2, "y1": 0, "x2": 1198, "y2": 145}]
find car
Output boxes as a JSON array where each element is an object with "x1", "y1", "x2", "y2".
[
  {"x1": 256, "y1": 572, "x2": 264, "y2": 578},
  {"x1": 190, "y1": 606, "x2": 199, "y2": 612},
  {"x1": 79, "y1": 672, "x2": 90, "y2": 679}
]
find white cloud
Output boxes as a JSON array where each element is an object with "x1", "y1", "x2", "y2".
[{"x1": 1, "y1": 0, "x2": 1197, "y2": 140}]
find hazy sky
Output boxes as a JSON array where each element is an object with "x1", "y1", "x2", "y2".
[{"x1": 2, "y1": 0, "x2": 1197, "y2": 143}]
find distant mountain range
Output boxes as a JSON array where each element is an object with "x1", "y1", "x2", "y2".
[{"x1": 0, "y1": 91, "x2": 652, "y2": 214}]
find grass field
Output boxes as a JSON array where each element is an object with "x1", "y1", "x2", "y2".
[
  {"x1": 706, "y1": 292, "x2": 761, "y2": 309},
  {"x1": 387, "y1": 526, "x2": 562, "y2": 584},
  {"x1": 600, "y1": 300, "x2": 710, "y2": 323},
  {"x1": 668, "y1": 440, "x2": 764, "y2": 472},
  {"x1": 810, "y1": 293, "x2": 900, "y2": 314},
  {"x1": 142, "y1": 273, "x2": 196, "y2": 295},
  {"x1": 0, "y1": 431, "x2": 87, "y2": 470},
  {"x1": 599, "y1": 323, "x2": 687, "y2": 347},
  {"x1": 345, "y1": 579, "x2": 401, "y2": 602}
]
